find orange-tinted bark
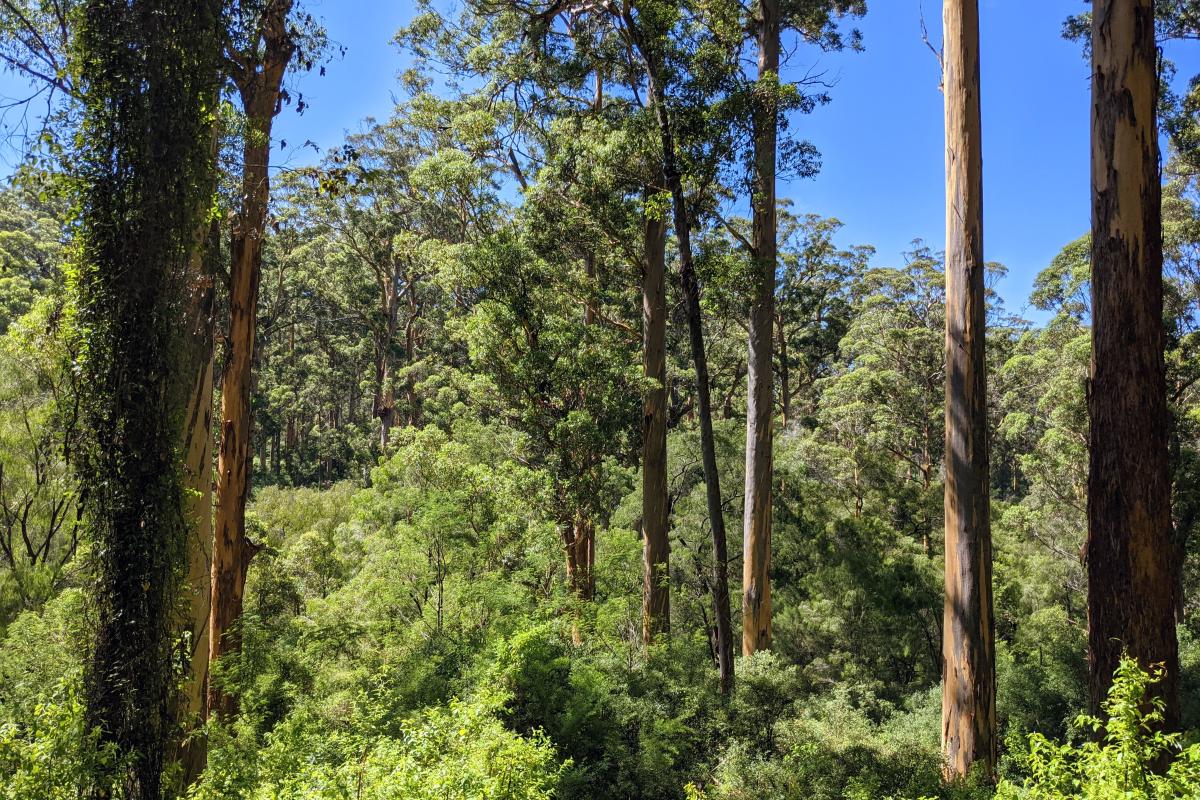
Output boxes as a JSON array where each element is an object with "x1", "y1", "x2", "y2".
[
  {"x1": 941, "y1": 0, "x2": 996, "y2": 779},
  {"x1": 209, "y1": 0, "x2": 294, "y2": 719}
]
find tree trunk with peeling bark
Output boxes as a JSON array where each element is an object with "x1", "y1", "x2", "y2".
[
  {"x1": 173, "y1": 219, "x2": 218, "y2": 784},
  {"x1": 210, "y1": 0, "x2": 294, "y2": 720},
  {"x1": 941, "y1": 0, "x2": 996, "y2": 780},
  {"x1": 742, "y1": 0, "x2": 778, "y2": 658},
  {"x1": 1087, "y1": 0, "x2": 1179, "y2": 731},
  {"x1": 642, "y1": 200, "x2": 670, "y2": 643}
]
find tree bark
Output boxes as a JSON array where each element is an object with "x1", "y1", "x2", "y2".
[
  {"x1": 622, "y1": 8, "x2": 733, "y2": 692},
  {"x1": 173, "y1": 219, "x2": 217, "y2": 784},
  {"x1": 742, "y1": 0, "x2": 779, "y2": 658},
  {"x1": 565, "y1": 513, "x2": 595, "y2": 646},
  {"x1": 641, "y1": 200, "x2": 670, "y2": 643},
  {"x1": 373, "y1": 276, "x2": 399, "y2": 452},
  {"x1": 940, "y1": 0, "x2": 996, "y2": 780},
  {"x1": 1087, "y1": 0, "x2": 1179, "y2": 730},
  {"x1": 776, "y1": 311, "x2": 790, "y2": 428},
  {"x1": 209, "y1": 0, "x2": 294, "y2": 719},
  {"x1": 75, "y1": 2, "x2": 224, "y2": 795}
]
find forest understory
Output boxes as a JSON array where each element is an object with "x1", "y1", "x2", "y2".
[{"x1": 1, "y1": 0, "x2": 1199, "y2": 798}]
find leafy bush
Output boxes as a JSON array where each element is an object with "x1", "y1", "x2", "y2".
[
  {"x1": 0, "y1": 678, "x2": 121, "y2": 800},
  {"x1": 997, "y1": 658, "x2": 1200, "y2": 799},
  {"x1": 192, "y1": 689, "x2": 566, "y2": 800}
]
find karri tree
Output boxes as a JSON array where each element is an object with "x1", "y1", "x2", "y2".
[
  {"x1": 209, "y1": 0, "x2": 300, "y2": 719},
  {"x1": 617, "y1": 0, "x2": 737, "y2": 690},
  {"x1": 940, "y1": 0, "x2": 996, "y2": 779},
  {"x1": 742, "y1": 0, "x2": 779, "y2": 657},
  {"x1": 1086, "y1": 0, "x2": 1180, "y2": 729},
  {"x1": 72, "y1": 0, "x2": 223, "y2": 796}
]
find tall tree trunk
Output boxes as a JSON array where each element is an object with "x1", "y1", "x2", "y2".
[
  {"x1": 623, "y1": 8, "x2": 733, "y2": 692},
  {"x1": 642, "y1": 200, "x2": 670, "y2": 643},
  {"x1": 374, "y1": 275, "x2": 400, "y2": 452},
  {"x1": 940, "y1": 0, "x2": 996, "y2": 780},
  {"x1": 743, "y1": 0, "x2": 779, "y2": 657},
  {"x1": 75, "y1": 2, "x2": 223, "y2": 796},
  {"x1": 568, "y1": 514, "x2": 596, "y2": 601},
  {"x1": 776, "y1": 311, "x2": 790, "y2": 428},
  {"x1": 565, "y1": 513, "x2": 595, "y2": 646},
  {"x1": 173, "y1": 219, "x2": 218, "y2": 785},
  {"x1": 1087, "y1": 0, "x2": 1179, "y2": 730},
  {"x1": 405, "y1": 271, "x2": 421, "y2": 427},
  {"x1": 210, "y1": 0, "x2": 294, "y2": 719}
]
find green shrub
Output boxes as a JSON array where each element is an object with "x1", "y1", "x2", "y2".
[
  {"x1": 997, "y1": 657, "x2": 1200, "y2": 799},
  {"x1": 192, "y1": 689, "x2": 566, "y2": 800},
  {"x1": 0, "y1": 678, "x2": 121, "y2": 799}
]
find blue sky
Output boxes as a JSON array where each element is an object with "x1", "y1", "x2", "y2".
[
  {"x1": 271, "y1": 0, "x2": 1197, "y2": 318},
  {"x1": 2, "y1": 1, "x2": 1197, "y2": 315}
]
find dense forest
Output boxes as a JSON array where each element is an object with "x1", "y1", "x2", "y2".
[{"x1": 0, "y1": 0, "x2": 1198, "y2": 798}]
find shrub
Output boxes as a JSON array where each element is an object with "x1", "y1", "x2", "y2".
[
  {"x1": 0, "y1": 678, "x2": 121, "y2": 799},
  {"x1": 997, "y1": 657, "x2": 1200, "y2": 799}
]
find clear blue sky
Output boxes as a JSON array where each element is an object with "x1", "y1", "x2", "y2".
[
  {"x1": 272, "y1": 0, "x2": 1196, "y2": 318},
  {"x1": 2, "y1": 1, "x2": 1196, "y2": 315}
]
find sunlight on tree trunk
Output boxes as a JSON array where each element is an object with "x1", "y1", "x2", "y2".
[
  {"x1": 210, "y1": 0, "x2": 295, "y2": 719},
  {"x1": 1087, "y1": 0, "x2": 1179, "y2": 733},
  {"x1": 743, "y1": 0, "x2": 779, "y2": 658},
  {"x1": 941, "y1": 0, "x2": 996, "y2": 780}
]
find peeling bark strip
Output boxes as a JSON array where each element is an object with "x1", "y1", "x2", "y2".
[
  {"x1": 1087, "y1": 0, "x2": 1179, "y2": 729},
  {"x1": 210, "y1": 0, "x2": 295, "y2": 720},
  {"x1": 742, "y1": 0, "x2": 779, "y2": 658},
  {"x1": 172, "y1": 218, "x2": 217, "y2": 784},
  {"x1": 642, "y1": 203, "x2": 670, "y2": 643},
  {"x1": 941, "y1": 0, "x2": 996, "y2": 780}
]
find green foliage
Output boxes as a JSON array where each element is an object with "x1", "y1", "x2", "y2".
[
  {"x1": 692, "y1": 654, "x2": 988, "y2": 800},
  {"x1": 0, "y1": 181, "x2": 69, "y2": 334},
  {"x1": 0, "y1": 300, "x2": 79, "y2": 632},
  {"x1": 0, "y1": 588, "x2": 86, "y2": 726},
  {"x1": 0, "y1": 678, "x2": 122, "y2": 800},
  {"x1": 997, "y1": 658, "x2": 1200, "y2": 799},
  {"x1": 192, "y1": 689, "x2": 565, "y2": 800},
  {"x1": 5, "y1": 3, "x2": 1200, "y2": 800}
]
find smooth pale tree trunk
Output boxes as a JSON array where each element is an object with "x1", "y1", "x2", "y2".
[
  {"x1": 642, "y1": 202, "x2": 670, "y2": 643},
  {"x1": 622, "y1": 8, "x2": 733, "y2": 692},
  {"x1": 1087, "y1": 0, "x2": 1179, "y2": 731},
  {"x1": 776, "y1": 312, "x2": 790, "y2": 427},
  {"x1": 210, "y1": 0, "x2": 294, "y2": 719},
  {"x1": 373, "y1": 278, "x2": 400, "y2": 452},
  {"x1": 742, "y1": 0, "x2": 779, "y2": 657},
  {"x1": 941, "y1": 0, "x2": 996, "y2": 780}
]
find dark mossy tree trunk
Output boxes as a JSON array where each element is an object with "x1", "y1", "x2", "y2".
[
  {"x1": 210, "y1": 0, "x2": 295, "y2": 720},
  {"x1": 1087, "y1": 0, "x2": 1180, "y2": 730},
  {"x1": 75, "y1": 2, "x2": 223, "y2": 797},
  {"x1": 641, "y1": 198, "x2": 670, "y2": 643},
  {"x1": 622, "y1": 6, "x2": 733, "y2": 693},
  {"x1": 742, "y1": 0, "x2": 779, "y2": 658},
  {"x1": 940, "y1": 0, "x2": 996, "y2": 780}
]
